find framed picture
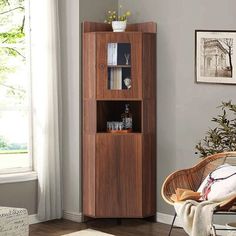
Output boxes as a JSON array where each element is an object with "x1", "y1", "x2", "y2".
[{"x1": 195, "y1": 30, "x2": 236, "y2": 84}]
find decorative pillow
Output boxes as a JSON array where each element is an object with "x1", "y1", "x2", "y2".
[{"x1": 197, "y1": 164, "x2": 236, "y2": 202}]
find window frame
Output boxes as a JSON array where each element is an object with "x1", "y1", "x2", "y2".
[{"x1": 0, "y1": 0, "x2": 33, "y2": 176}]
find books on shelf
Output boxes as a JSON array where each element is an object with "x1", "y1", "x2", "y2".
[
  {"x1": 107, "y1": 43, "x2": 132, "y2": 90},
  {"x1": 109, "y1": 68, "x2": 122, "y2": 90},
  {"x1": 107, "y1": 43, "x2": 131, "y2": 66},
  {"x1": 107, "y1": 43, "x2": 118, "y2": 66}
]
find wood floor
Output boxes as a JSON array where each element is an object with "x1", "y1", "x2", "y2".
[{"x1": 30, "y1": 219, "x2": 187, "y2": 236}]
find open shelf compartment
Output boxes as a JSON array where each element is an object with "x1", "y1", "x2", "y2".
[{"x1": 97, "y1": 101, "x2": 142, "y2": 133}]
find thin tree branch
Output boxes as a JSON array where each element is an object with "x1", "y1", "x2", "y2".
[
  {"x1": 0, "y1": 7, "x2": 24, "y2": 15},
  {"x1": 0, "y1": 82, "x2": 25, "y2": 93},
  {"x1": 4, "y1": 0, "x2": 10, "y2": 6},
  {"x1": 6, "y1": 47, "x2": 26, "y2": 60},
  {"x1": 219, "y1": 39, "x2": 233, "y2": 53},
  {"x1": 2, "y1": 38, "x2": 8, "y2": 43},
  {"x1": 20, "y1": 15, "x2": 25, "y2": 33}
]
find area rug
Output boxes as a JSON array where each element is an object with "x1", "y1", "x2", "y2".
[{"x1": 63, "y1": 229, "x2": 115, "y2": 236}]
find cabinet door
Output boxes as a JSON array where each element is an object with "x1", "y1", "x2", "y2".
[
  {"x1": 95, "y1": 134, "x2": 142, "y2": 217},
  {"x1": 96, "y1": 33, "x2": 142, "y2": 99}
]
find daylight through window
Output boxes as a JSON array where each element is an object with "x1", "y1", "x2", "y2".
[{"x1": 0, "y1": 0, "x2": 31, "y2": 173}]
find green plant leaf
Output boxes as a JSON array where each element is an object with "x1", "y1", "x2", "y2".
[{"x1": 196, "y1": 101, "x2": 236, "y2": 158}]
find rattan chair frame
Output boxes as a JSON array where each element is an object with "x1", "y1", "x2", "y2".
[{"x1": 161, "y1": 151, "x2": 236, "y2": 236}]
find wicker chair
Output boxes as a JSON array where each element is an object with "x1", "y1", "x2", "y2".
[{"x1": 161, "y1": 151, "x2": 236, "y2": 236}]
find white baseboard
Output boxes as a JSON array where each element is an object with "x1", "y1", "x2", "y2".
[
  {"x1": 156, "y1": 212, "x2": 182, "y2": 227},
  {"x1": 28, "y1": 211, "x2": 83, "y2": 225},
  {"x1": 63, "y1": 211, "x2": 83, "y2": 222}
]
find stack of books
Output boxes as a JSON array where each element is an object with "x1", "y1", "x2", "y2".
[
  {"x1": 109, "y1": 68, "x2": 122, "y2": 90},
  {"x1": 107, "y1": 43, "x2": 118, "y2": 66}
]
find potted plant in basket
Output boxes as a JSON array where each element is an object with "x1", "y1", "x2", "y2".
[
  {"x1": 195, "y1": 101, "x2": 236, "y2": 158},
  {"x1": 104, "y1": 5, "x2": 131, "y2": 32}
]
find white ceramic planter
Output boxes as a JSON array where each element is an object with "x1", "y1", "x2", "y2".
[{"x1": 112, "y1": 21, "x2": 127, "y2": 32}]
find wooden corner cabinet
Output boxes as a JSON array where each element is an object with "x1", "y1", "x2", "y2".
[{"x1": 82, "y1": 21, "x2": 156, "y2": 218}]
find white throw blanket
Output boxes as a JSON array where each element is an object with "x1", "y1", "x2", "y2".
[{"x1": 174, "y1": 200, "x2": 220, "y2": 236}]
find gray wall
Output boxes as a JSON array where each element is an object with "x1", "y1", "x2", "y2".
[
  {"x1": 119, "y1": 0, "x2": 236, "y2": 215},
  {"x1": 59, "y1": 0, "x2": 81, "y2": 217},
  {"x1": 80, "y1": 0, "x2": 117, "y2": 22},
  {"x1": 59, "y1": 0, "x2": 117, "y2": 215},
  {"x1": 0, "y1": 180, "x2": 37, "y2": 215}
]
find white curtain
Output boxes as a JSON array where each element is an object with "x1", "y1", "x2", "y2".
[{"x1": 30, "y1": 0, "x2": 62, "y2": 220}]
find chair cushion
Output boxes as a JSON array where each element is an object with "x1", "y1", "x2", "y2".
[{"x1": 197, "y1": 164, "x2": 236, "y2": 202}]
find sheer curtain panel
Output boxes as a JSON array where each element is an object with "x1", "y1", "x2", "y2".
[{"x1": 30, "y1": 0, "x2": 62, "y2": 220}]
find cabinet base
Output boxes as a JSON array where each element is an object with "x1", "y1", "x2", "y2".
[{"x1": 83, "y1": 213, "x2": 157, "y2": 220}]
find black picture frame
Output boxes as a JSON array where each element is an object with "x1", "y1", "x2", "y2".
[{"x1": 195, "y1": 30, "x2": 236, "y2": 84}]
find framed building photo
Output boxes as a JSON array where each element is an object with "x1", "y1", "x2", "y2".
[{"x1": 195, "y1": 30, "x2": 236, "y2": 84}]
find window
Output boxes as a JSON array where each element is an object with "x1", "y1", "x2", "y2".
[{"x1": 0, "y1": 0, "x2": 31, "y2": 174}]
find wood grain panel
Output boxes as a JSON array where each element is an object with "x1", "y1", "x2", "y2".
[
  {"x1": 141, "y1": 33, "x2": 156, "y2": 217},
  {"x1": 95, "y1": 134, "x2": 142, "y2": 217},
  {"x1": 83, "y1": 100, "x2": 96, "y2": 134},
  {"x1": 83, "y1": 31, "x2": 97, "y2": 216},
  {"x1": 142, "y1": 134, "x2": 156, "y2": 216},
  {"x1": 142, "y1": 34, "x2": 156, "y2": 100},
  {"x1": 143, "y1": 99, "x2": 156, "y2": 134},
  {"x1": 83, "y1": 134, "x2": 96, "y2": 216},
  {"x1": 96, "y1": 33, "x2": 142, "y2": 99},
  {"x1": 83, "y1": 33, "x2": 96, "y2": 99}
]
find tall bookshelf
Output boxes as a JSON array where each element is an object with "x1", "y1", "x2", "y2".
[{"x1": 83, "y1": 21, "x2": 156, "y2": 218}]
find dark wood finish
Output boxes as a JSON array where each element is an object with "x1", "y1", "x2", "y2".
[
  {"x1": 29, "y1": 219, "x2": 186, "y2": 236},
  {"x1": 142, "y1": 100, "x2": 156, "y2": 216},
  {"x1": 142, "y1": 134, "x2": 156, "y2": 216},
  {"x1": 83, "y1": 22, "x2": 157, "y2": 218},
  {"x1": 83, "y1": 33, "x2": 96, "y2": 100},
  {"x1": 83, "y1": 32, "x2": 97, "y2": 216},
  {"x1": 83, "y1": 21, "x2": 157, "y2": 33},
  {"x1": 107, "y1": 65, "x2": 131, "y2": 68},
  {"x1": 83, "y1": 21, "x2": 112, "y2": 33},
  {"x1": 142, "y1": 34, "x2": 156, "y2": 100},
  {"x1": 83, "y1": 134, "x2": 96, "y2": 216},
  {"x1": 95, "y1": 134, "x2": 142, "y2": 217},
  {"x1": 141, "y1": 34, "x2": 156, "y2": 216},
  {"x1": 96, "y1": 32, "x2": 142, "y2": 99},
  {"x1": 83, "y1": 100, "x2": 96, "y2": 133}
]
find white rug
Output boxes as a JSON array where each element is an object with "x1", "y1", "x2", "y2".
[{"x1": 63, "y1": 229, "x2": 115, "y2": 236}]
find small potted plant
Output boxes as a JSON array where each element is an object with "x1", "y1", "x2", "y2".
[{"x1": 104, "y1": 5, "x2": 131, "y2": 32}]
